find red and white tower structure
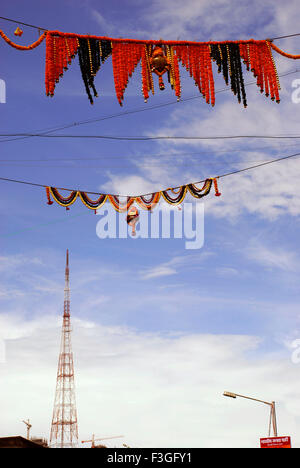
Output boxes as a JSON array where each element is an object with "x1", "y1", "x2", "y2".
[{"x1": 50, "y1": 250, "x2": 79, "y2": 448}]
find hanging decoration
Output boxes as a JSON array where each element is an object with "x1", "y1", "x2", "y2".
[
  {"x1": 126, "y1": 206, "x2": 140, "y2": 236},
  {"x1": 269, "y1": 41, "x2": 300, "y2": 60},
  {"x1": 77, "y1": 37, "x2": 112, "y2": 104},
  {"x1": 150, "y1": 45, "x2": 171, "y2": 90},
  {"x1": 0, "y1": 28, "x2": 47, "y2": 50},
  {"x1": 43, "y1": 33, "x2": 282, "y2": 107},
  {"x1": 2, "y1": 28, "x2": 300, "y2": 106},
  {"x1": 45, "y1": 33, "x2": 79, "y2": 97},
  {"x1": 14, "y1": 27, "x2": 23, "y2": 37},
  {"x1": 45, "y1": 178, "x2": 220, "y2": 214}
]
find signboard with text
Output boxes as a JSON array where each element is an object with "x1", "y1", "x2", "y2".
[{"x1": 260, "y1": 436, "x2": 291, "y2": 448}]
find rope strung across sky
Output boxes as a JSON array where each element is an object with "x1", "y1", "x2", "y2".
[
  {"x1": 45, "y1": 178, "x2": 220, "y2": 212},
  {"x1": 1, "y1": 27, "x2": 300, "y2": 106},
  {"x1": 1, "y1": 149, "x2": 300, "y2": 209}
]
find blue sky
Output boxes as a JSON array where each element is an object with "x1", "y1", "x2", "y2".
[{"x1": 1, "y1": 0, "x2": 300, "y2": 448}]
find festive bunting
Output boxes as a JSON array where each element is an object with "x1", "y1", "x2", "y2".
[
  {"x1": 45, "y1": 178, "x2": 220, "y2": 213},
  {"x1": 14, "y1": 27, "x2": 23, "y2": 37},
  {"x1": 2, "y1": 28, "x2": 300, "y2": 106},
  {"x1": 44, "y1": 33, "x2": 281, "y2": 107},
  {"x1": 269, "y1": 41, "x2": 300, "y2": 60},
  {"x1": 126, "y1": 206, "x2": 140, "y2": 236},
  {"x1": 0, "y1": 28, "x2": 47, "y2": 50}
]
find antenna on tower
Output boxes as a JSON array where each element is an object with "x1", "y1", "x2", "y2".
[
  {"x1": 81, "y1": 435, "x2": 124, "y2": 448},
  {"x1": 22, "y1": 419, "x2": 32, "y2": 440},
  {"x1": 49, "y1": 250, "x2": 78, "y2": 448}
]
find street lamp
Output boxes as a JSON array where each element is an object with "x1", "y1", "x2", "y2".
[{"x1": 223, "y1": 391, "x2": 278, "y2": 437}]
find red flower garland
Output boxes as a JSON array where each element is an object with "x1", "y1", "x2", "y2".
[
  {"x1": 45, "y1": 33, "x2": 79, "y2": 97},
  {"x1": 1, "y1": 29, "x2": 293, "y2": 106},
  {"x1": 0, "y1": 29, "x2": 46, "y2": 50},
  {"x1": 43, "y1": 33, "x2": 282, "y2": 107}
]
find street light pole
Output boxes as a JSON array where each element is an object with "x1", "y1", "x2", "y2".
[
  {"x1": 223, "y1": 391, "x2": 278, "y2": 437},
  {"x1": 270, "y1": 401, "x2": 278, "y2": 437}
]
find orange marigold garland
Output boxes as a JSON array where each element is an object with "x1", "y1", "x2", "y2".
[
  {"x1": 187, "y1": 179, "x2": 212, "y2": 198},
  {"x1": 172, "y1": 48, "x2": 181, "y2": 100},
  {"x1": 46, "y1": 178, "x2": 219, "y2": 214},
  {"x1": 1, "y1": 28, "x2": 292, "y2": 106},
  {"x1": 269, "y1": 41, "x2": 300, "y2": 60},
  {"x1": 44, "y1": 35, "x2": 281, "y2": 106},
  {"x1": 111, "y1": 41, "x2": 144, "y2": 106},
  {"x1": 108, "y1": 195, "x2": 135, "y2": 213},
  {"x1": 141, "y1": 45, "x2": 151, "y2": 102},
  {"x1": 239, "y1": 41, "x2": 280, "y2": 103},
  {"x1": 0, "y1": 28, "x2": 46, "y2": 50},
  {"x1": 135, "y1": 192, "x2": 161, "y2": 211},
  {"x1": 45, "y1": 33, "x2": 79, "y2": 97}
]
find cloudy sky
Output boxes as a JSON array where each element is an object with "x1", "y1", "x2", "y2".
[{"x1": 1, "y1": 0, "x2": 300, "y2": 448}]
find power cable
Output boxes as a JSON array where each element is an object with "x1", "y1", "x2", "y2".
[
  {"x1": 0, "y1": 67, "x2": 298, "y2": 145},
  {"x1": 0, "y1": 142, "x2": 299, "y2": 165},
  {"x1": 1, "y1": 133, "x2": 300, "y2": 142},
  {"x1": 1, "y1": 15, "x2": 300, "y2": 41},
  {"x1": 0, "y1": 16, "x2": 47, "y2": 31},
  {"x1": 0, "y1": 150, "x2": 299, "y2": 197}
]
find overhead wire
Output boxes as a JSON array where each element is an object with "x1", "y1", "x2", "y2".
[
  {"x1": 0, "y1": 16, "x2": 47, "y2": 31},
  {"x1": 1, "y1": 14, "x2": 300, "y2": 40},
  {"x1": 0, "y1": 67, "x2": 299, "y2": 145},
  {"x1": 2, "y1": 133, "x2": 300, "y2": 141},
  {"x1": 0, "y1": 150, "x2": 300, "y2": 197},
  {"x1": 0, "y1": 142, "x2": 300, "y2": 166}
]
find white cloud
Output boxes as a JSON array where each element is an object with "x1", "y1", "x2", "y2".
[
  {"x1": 245, "y1": 240, "x2": 298, "y2": 272},
  {"x1": 0, "y1": 313, "x2": 300, "y2": 448},
  {"x1": 141, "y1": 265, "x2": 177, "y2": 280},
  {"x1": 139, "y1": 252, "x2": 213, "y2": 280},
  {"x1": 90, "y1": 0, "x2": 296, "y2": 41}
]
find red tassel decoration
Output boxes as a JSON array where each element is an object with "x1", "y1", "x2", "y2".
[
  {"x1": 14, "y1": 27, "x2": 23, "y2": 37},
  {"x1": 45, "y1": 34, "x2": 55, "y2": 96},
  {"x1": 46, "y1": 187, "x2": 54, "y2": 205},
  {"x1": 204, "y1": 45, "x2": 210, "y2": 104},
  {"x1": 267, "y1": 42, "x2": 280, "y2": 102},
  {"x1": 172, "y1": 49, "x2": 181, "y2": 100},
  {"x1": 213, "y1": 178, "x2": 221, "y2": 197},
  {"x1": 112, "y1": 41, "x2": 144, "y2": 105},
  {"x1": 112, "y1": 42, "x2": 121, "y2": 105},
  {"x1": 177, "y1": 44, "x2": 213, "y2": 105},
  {"x1": 207, "y1": 46, "x2": 215, "y2": 106},
  {"x1": 45, "y1": 33, "x2": 79, "y2": 97},
  {"x1": 141, "y1": 45, "x2": 151, "y2": 102},
  {"x1": 239, "y1": 41, "x2": 279, "y2": 103}
]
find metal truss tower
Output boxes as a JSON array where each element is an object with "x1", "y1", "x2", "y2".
[{"x1": 50, "y1": 250, "x2": 78, "y2": 448}]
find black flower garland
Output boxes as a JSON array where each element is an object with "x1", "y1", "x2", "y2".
[
  {"x1": 210, "y1": 43, "x2": 247, "y2": 107},
  {"x1": 77, "y1": 38, "x2": 112, "y2": 104}
]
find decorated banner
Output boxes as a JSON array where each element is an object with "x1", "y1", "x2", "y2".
[
  {"x1": 45, "y1": 177, "x2": 221, "y2": 234},
  {"x1": 2, "y1": 28, "x2": 300, "y2": 106},
  {"x1": 45, "y1": 177, "x2": 221, "y2": 212}
]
